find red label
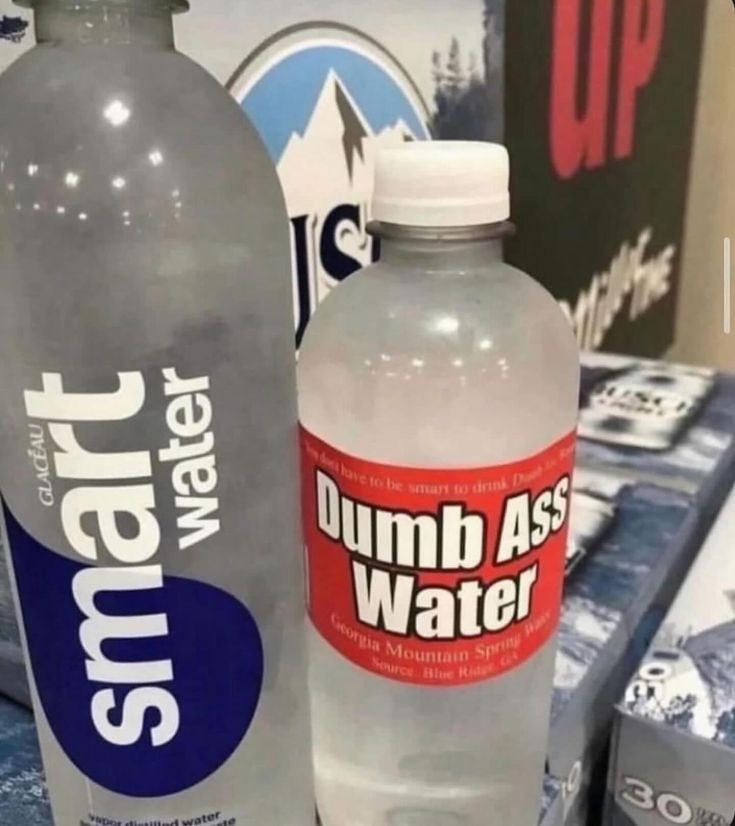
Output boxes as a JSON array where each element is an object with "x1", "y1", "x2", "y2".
[{"x1": 300, "y1": 427, "x2": 576, "y2": 687}]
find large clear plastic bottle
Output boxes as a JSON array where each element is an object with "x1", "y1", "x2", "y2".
[
  {"x1": 298, "y1": 142, "x2": 579, "y2": 826},
  {"x1": 0, "y1": 2, "x2": 312, "y2": 824}
]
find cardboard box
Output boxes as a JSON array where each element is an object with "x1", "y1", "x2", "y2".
[
  {"x1": 577, "y1": 353, "x2": 735, "y2": 516},
  {"x1": 549, "y1": 468, "x2": 702, "y2": 783},
  {"x1": 605, "y1": 485, "x2": 735, "y2": 826},
  {"x1": 557, "y1": 354, "x2": 735, "y2": 826}
]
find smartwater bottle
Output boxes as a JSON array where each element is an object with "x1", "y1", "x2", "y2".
[
  {"x1": 298, "y1": 142, "x2": 579, "y2": 826},
  {"x1": 0, "y1": 1, "x2": 312, "y2": 824}
]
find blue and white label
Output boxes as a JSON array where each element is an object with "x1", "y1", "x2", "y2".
[{"x1": 8, "y1": 368, "x2": 264, "y2": 797}]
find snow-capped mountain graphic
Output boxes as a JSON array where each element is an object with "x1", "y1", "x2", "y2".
[
  {"x1": 278, "y1": 69, "x2": 416, "y2": 221},
  {"x1": 276, "y1": 69, "x2": 421, "y2": 310}
]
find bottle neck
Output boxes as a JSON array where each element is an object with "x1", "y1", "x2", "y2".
[
  {"x1": 33, "y1": 2, "x2": 176, "y2": 48},
  {"x1": 374, "y1": 223, "x2": 508, "y2": 273}
]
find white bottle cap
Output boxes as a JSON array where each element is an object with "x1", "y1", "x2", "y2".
[{"x1": 372, "y1": 141, "x2": 510, "y2": 228}]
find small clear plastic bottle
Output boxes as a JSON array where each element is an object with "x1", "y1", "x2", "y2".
[{"x1": 298, "y1": 142, "x2": 579, "y2": 826}]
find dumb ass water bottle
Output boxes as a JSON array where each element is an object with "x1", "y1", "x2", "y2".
[
  {"x1": 0, "y1": 1, "x2": 312, "y2": 824},
  {"x1": 298, "y1": 142, "x2": 579, "y2": 826}
]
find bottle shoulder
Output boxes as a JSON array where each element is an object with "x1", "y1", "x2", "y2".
[
  {"x1": 0, "y1": 43, "x2": 264, "y2": 157},
  {"x1": 0, "y1": 41, "x2": 224, "y2": 104},
  {"x1": 298, "y1": 259, "x2": 579, "y2": 465},
  {"x1": 0, "y1": 43, "x2": 284, "y2": 243},
  {"x1": 300, "y1": 258, "x2": 579, "y2": 379}
]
